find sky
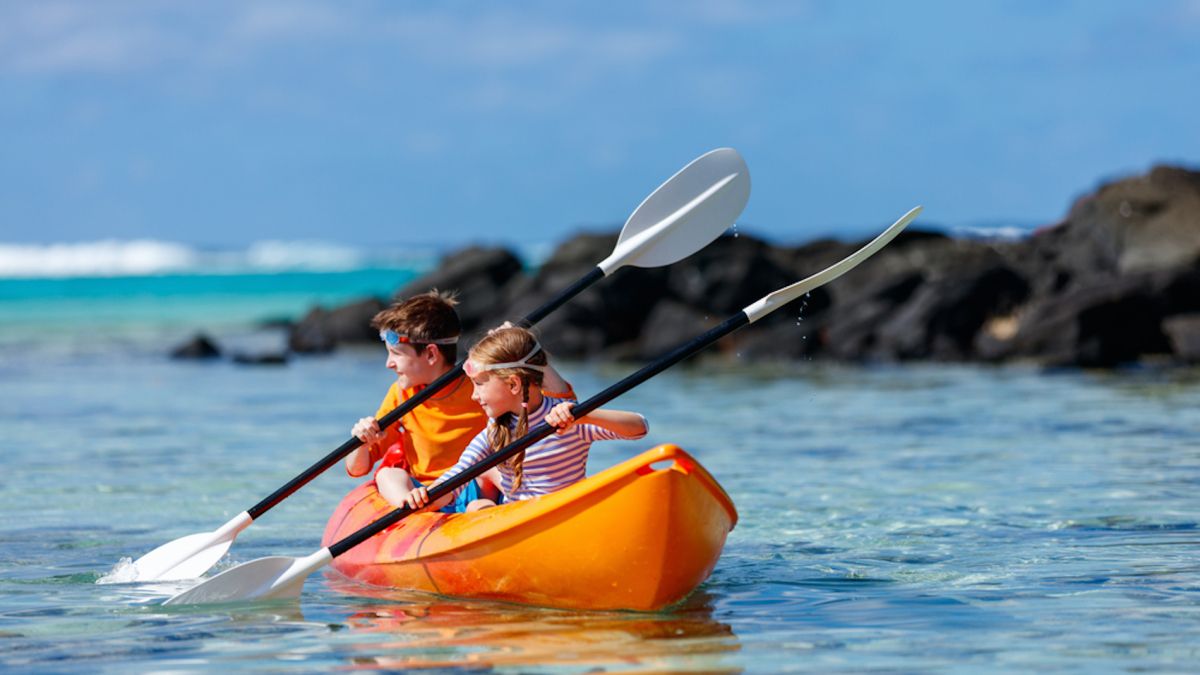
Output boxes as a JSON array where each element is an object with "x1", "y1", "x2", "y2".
[{"x1": 1, "y1": 0, "x2": 1198, "y2": 248}]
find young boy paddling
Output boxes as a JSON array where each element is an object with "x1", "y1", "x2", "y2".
[{"x1": 347, "y1": 292, "x2": 572, "y2": 512}]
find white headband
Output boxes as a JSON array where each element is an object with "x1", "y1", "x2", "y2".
[{"x1": 464, "y1": 340, "x2": 546, "y2": 377}]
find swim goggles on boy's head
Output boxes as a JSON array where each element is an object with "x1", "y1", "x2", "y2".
[
  {"x1": 463, "y1": 341, "x2": 547, "y2": 377},
  {"x1": 379, "y1": 329, "x2": 459, "y2": 348}
]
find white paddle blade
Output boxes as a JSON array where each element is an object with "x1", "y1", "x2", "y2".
[
  {"x1": 162, "y1": 549, "x2": 332, "y2": 605},
  {"x1": 131, "y1": 532, "x2": 235, "y2": 581},
  {"x1": 599, "y1": 148, "x2": 750, "y2": 274},
  {"x1": 744, "y1": 206, "x2": 923, "y2": 323},
  {"x1": 127, "y1": 511, "x2": 252, "y2": 581}
]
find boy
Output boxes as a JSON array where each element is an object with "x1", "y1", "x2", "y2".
[{"x1": 347, "y1": 291, "x2": 571, "y2": 512}]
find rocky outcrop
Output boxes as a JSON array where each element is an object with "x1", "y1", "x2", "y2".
[
  {"x1": 171, "y1": 333, "x2": 221, "y2": 359},
  {"x1": 285, "y1": 163, "x2": 1200, "y2": 368},
  {"x1": 288, "y1": 297, "x2": 386, "y2": 353},
  {"x1": 394, "y1": 246, "x2": 524, "y2": 334}
]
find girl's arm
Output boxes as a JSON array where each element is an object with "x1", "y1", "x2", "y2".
[
  {"x1": 403, "y1": 483, "x2": 455, "y2": 512},
  {"x1": 406, "y1": 430, "x2": 494, "y2": 509},
  {"x1": 546, "y1": 404, "x2": 648, "y2": 439}
]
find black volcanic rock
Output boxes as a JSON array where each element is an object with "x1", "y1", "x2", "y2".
[
  {"x1": 500, "y1": 232, "x2": 671, "y2": 358},
  {"x1": 632, "y1": 300, "x2": 718, "y2": 360},
  {"x1": 267, "y1": 163, "x2": 1200, "y2": 368},
  {"x1": 1164, "y1": 314, "x2": 1200, "y2": 362},
  {"x1": 231, "y1": 351, "x2": 289, "y2": 366},
  {"x1": 664, "y1": 234, "x2": 795, "y2": 317},
  {"x1": 171, "y1": 333, "x2": 221, "y2": 359},
  {"x1": 977, "y1": 271, "x2": 1177, "y2": 367},
  {"x1": 289, "y1": 297, "x2": 386, "y2": 353},
  {"x1": 395, "y1": 246, "x2": 524, "y2": 334},
  {"x1": 1056, "y1": 165, "x2": 1200, "y2": 276}
]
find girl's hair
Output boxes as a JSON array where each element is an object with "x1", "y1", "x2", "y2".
[{"x1": 468, "y1": 326, "x2": 547, "y2": 490}]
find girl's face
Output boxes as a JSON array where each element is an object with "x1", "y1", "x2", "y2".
[{"x1": 470, "y1": 372, "x2": 522, "y2": 419}]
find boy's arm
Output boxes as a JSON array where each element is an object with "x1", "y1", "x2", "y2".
[
  {"x1": 346, "y1": 416, "x2": 386, "y2": 477},
  {"x1": 345, "y1": 446, "x2": 373, "y2": 477},
  {"x1": 541, "y1": 363, "x2": 574, "y2": 399},
  {"x1": 347, "y1": 385, "x2": 407, "y2": 478},
  {"x1": 489, "y1": 321, "x2": 573, "y2": 398}
]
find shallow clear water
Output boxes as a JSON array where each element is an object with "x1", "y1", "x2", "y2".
[{"x1": 2, "y1": 273, "x2": 1199, "y2": 672}]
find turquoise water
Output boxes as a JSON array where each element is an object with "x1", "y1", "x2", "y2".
[
  {"x1": 0, "y1": 268, "x2": 424, "y2": 328},
  {"x1": 2, "y1": 271, "x2": 1199, "y2": 672}
]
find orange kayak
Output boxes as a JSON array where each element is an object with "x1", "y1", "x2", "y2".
[{"x1": 321, "y1": 444, "x2": 738, "y2": 611}]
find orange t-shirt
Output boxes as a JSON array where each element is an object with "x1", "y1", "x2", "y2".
[{"x1": 369, "y1": 374, "x2": 488, "y2": 483}]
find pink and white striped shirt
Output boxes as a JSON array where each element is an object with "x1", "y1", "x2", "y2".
[{"x1": 433, "y1": 395, "x2": 647, "y2": 502}]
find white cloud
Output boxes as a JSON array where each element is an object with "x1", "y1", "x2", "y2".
[
  {"x1": 226, "y1": 2, "x2": 349, "y2": 42},
  {"x1": 379, "y1": 10, "x2": 677, "y2": 73},
  {"x1": 1, "y1": 2, "x2": 186, "y2": 73},
  {"x1": 1176, "y1": 0, "x2": 1200, "y2": 23},
  {"x1": 683, "y1": 0, "x2": 818, "y2": 24},
  {"x1": 0, "y1": 1, "x2": 354, "y2": 75},
  {"x1": 0, "y1": 3, "x2": 682, "y2": 76}
]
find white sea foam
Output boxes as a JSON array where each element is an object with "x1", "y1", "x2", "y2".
[
  {"x1": 0, "y1": 239, "x2": 433, "y2": 278},
  {"x1": 0, "y1": 240, "x2": 197, "y2": 278},
  {"x1": 244, "y1": 240, "x2": 364, "y2": 271},
  {"x1": 96, "y1": 557, "x2": 138, "y2": 584},
  {"x1": 947, "y1": 224, "x2": 1036, "y2": 241}
]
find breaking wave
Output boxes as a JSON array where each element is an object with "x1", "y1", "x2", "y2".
[{"x1": 0, "y1": 240, "x2": 435, "y2": 278}]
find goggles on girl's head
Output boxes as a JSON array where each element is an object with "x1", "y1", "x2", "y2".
[
  {"x1": 379, "y1": 329, "x2": 459, "y2": 348},
  {"x1": 464, "y1": 341, "x2": 547, "y2": 378}
]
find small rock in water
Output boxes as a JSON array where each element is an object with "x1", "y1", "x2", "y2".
[
  {"x1": 170, "y1": 333, "x2": 221, "y2": 359},
  {"x1": 232, "y1": 351, "x2": 290, "y2": 366}
]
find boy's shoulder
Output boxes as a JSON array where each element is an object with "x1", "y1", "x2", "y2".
[
  {"x1": 402, "y1": 376, "x2": 483, "y2": 416},
  {"x1": 541, "y1": 387, "x2": 577, "y2": 405}
]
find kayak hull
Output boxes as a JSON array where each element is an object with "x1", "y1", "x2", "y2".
[{"x1": 321, "y1": 444, "x2": 737, "y2": 611}]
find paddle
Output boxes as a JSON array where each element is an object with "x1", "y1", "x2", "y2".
[
  {"x1": 124, "y1": 148, "x2": 750, "y2": 582},
  {"x1": 162, "y1": 205, "x2": 922, "y2": 605}
]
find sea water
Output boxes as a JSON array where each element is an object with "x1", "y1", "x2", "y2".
[{"x1": 1, "y1": 264, "x2": 1199, "y2": 672}]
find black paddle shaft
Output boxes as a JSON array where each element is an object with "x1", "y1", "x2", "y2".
[
  {"x1": 328, "y1": 310, "x2": 750, "y2": 558},
  {"x1": 246, "y1": 266, "x2": 607, "y2": 519}
]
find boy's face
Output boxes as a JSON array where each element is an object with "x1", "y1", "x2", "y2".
[{"x1": 385, "y1": 342, "x2": 442, "y2": 389}]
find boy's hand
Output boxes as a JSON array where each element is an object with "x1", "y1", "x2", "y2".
[
  {"x1": 404, "y1": 486, "x2": 431, "y2": 511},
  {"x1": 487, "y1": 321, "x2": 515, "y2": 335},
  {"x1": 352, "y1": 417, "x2": 384, "y2": 446},
  {"x1": 545, "y1": 402, "x2": 577, "y2": 435}
]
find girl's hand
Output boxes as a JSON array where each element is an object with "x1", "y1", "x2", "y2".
[
  {"x1": 404, "y1": 486, "x2": 431, "y2": 510},
  {"x1": 545, "y1": 402, "x2": 577, "y2": 435},
  {"x1": 352, "y1": 417, "x2": 384, "y2": 446}
]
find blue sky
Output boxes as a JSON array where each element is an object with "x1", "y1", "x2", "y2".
[{"x1": 1, "y1": 1, "x2": 1198, "y2": 248}]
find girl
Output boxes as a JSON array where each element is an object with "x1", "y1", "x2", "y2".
[{"x1": 404, "y1": 326, "x2": 648, "y2": 512}]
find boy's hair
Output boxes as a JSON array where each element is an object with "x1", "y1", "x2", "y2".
[
  {"x1": 371, "y1": 290, "x2": 462, "y2": 362},
  {"x1": 468, "y1": 326, "x2": 548, "y2": 491}
]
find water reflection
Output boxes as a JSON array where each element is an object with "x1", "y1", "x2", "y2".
[{"x1": 314, "y1": 577, "x2": 741, "y2": 672}]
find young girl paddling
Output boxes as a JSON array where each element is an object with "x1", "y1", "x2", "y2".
[
  {"x1": 347, "y1": 293, "x2": 572, "y2": 512},
  {"x1": 405, "y1": 326, "x2": 648, "y2": 512}
]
